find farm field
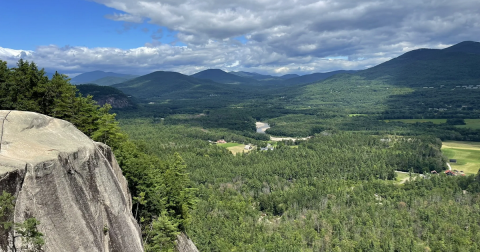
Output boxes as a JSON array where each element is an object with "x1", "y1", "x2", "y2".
[
  {"x1": 442, "y1": 141, "x2": 480, "y2": 175},
  {"x1": 227, "y1": 145, "x2": 251, "y2": 155},
  {"x1": 456, "y1": 119, "x2": 480, "y2": 129},
  {"x1": 384, "y1": 119, "x2": 446, "y2": 124},
  {"x1": 217, "y1": 142, "x2": 243, "y2": 148},
  {"x1": 218, "y1": 142, "x2": 250, "y2": 155},
  {"x1": 384, "y1": 118, "x2": 480, "y2": 130}
]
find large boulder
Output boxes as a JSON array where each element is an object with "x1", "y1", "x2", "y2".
[{"x1": 0, "y1": 110, "x2": 143, "y2": 252}]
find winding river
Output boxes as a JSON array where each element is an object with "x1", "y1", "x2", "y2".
[{"x1": 256, "y1": 122, "x2": 270, "y2": 134}]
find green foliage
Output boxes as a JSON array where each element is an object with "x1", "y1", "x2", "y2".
[
  {"x1": 0, "y1": 191, "x2": 15, "y2": 230},
  {"x1": 76, "y1": 84, "x2": 136, "y2": 109},
  {"x1": 0, "y1": 59, "x2": 101, "y2": 136},
  {"x1": 447, "y1": 118, "x2": 466, "y2": 125},
  {"x1": 15, "y1": 218, "x2": 45, "y2": 252},
  {"x1": 0, "y1": 192, "x2": 44, "y2": 251},
  {"x1": 1, "y1": 60, "x2": 197, "y2": 250},
  {"x1": 144, "y1": 211, "x2": 179, "y2": 252},
  {"x1": 119, "y1": 117, "x2": 480, "y2": 251},
  {"x1": 91, "y1": 104, "x2": 127, "y2": 149}
]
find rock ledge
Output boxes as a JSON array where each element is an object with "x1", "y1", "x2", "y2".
[{"x1": 0, "y1": 110, "x2": 143, "y2": 252}]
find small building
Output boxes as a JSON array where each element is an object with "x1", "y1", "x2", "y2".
[
  {"x1": 217, "y1": 139, "x2": 227, "y2": 144},
  {"x1": 449, "y1": 159, "x2": 457, "y2": 163},
  {"x1": 244, "y1": 145, "x2": 252, "y2": 150},
  {"x1": 431, "y1": 170, "x2": 437, "y2": 174},
  {"x1": 445, "y1": 170, "x2": 455, "y2": 176}
]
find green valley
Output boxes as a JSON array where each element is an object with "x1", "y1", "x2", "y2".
[{"x1": 2, "y1": 41, "x2": 480, "y2": 252}]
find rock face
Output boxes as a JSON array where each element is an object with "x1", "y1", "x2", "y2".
[
  {"x1": 175, "y1": 233, "x2": 199, "y2": 252},
  {"x1": 94, "y1": 95, "x2": 133, "y2": 109},
  {"x1": 0, "y1": 110, "x2": 143, "y2": 252}
]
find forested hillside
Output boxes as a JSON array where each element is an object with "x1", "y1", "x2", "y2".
[
  {"x1": 112, "y1": 71, "x2": 247, "y2": 99},
  {"x1": 119, "y1": 118, "x2": 480, "y2": 251},
  {"x1": 76, "y1": 84, "x2": 136, "y2": 108},
  {"x1": 71, "y1": 70, "x2": 137, "y2": 85},
  {"x1": 2, "y1": 40, "x2": 480, "y2": 251},
  {"x1": 0, "y1": 59, "x2": 196, "y2": 251}
]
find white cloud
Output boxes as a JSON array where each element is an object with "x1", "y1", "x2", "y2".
[
  {"x1": 2, "y1": 0, "x2": 479, "y2": 75},
  {"x1": 0, "y1": 42, "x2": 385, "y2": 76},
  {"x1": 93, "y1": 0, "x2": 480, "y2": 58},
  {"x1": 105, "y1": 13, "x2": 143, "y2": 23}
]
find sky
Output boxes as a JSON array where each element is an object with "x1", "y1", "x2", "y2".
[{"x1": 0, "y1": 0, "x2": 479, "y2": 77}]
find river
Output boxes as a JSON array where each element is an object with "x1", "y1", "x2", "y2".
[{"x1": 256, "y1": 122, "x2": 270, "y2": 134}]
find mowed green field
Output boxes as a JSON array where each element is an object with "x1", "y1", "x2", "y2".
[
  {"x1": 384, "y1": 119, "x2": 446, "y2": 124},
  {"x1": 385, "y1": 119, "x2": 480, "y2": 129},
  {"x1": 217, "y1": 143, "x2": 243, "y2": 148},
  {"x1": 442, "y1": 141, "x2": 480, "y2": 175},
  {"x1": 456, "y1": 119, "x2": 480, "y2": 129}
]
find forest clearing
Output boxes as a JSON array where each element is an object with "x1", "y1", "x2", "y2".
[
  {"x1": 395, "y1": 171, "x2": 411, "y2": 184},
  {"x1": 456, "y1": 119, "x2": 480, "y2": 129},
  {"x1": 217, "y1": 142, "x2": 243, "y2": 148},
  {"x1": 218, "y1": 142, "x2": 251, "y2": 155},
  {"x1": 442, "y1": 141, "x2": 480, "y2": 174},
  {"x1": 384, "y1": 119, "x2": 447, "y2": 124},
  {"x1": 385, "y1": 119, "x2": 480, "y2": 129}
]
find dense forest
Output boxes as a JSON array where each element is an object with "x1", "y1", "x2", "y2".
[
  {"x1": 0, "y1": 60, "x2": 195, "y2": 251},
  {"x1": 2, "y1": 52, "x2": 480, "y2": 251}
]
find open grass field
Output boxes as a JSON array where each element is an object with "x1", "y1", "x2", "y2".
[
  {"x1": 395, "y1": 171, "x2": 410, "y2": 184},
  {"x1": 384, "y1": 119, "x2": 446, "y2": 124},
  {"x1": 217, "y1": 143, "x2": 243, "y2": 148},
  {"x1": 384, "y1": 119, "x2": 480, "y2": 129},
  {"x1": 442, "y1": 141, "x2": 480, "y2": 175},
  {"x1": 227, "y1": 145, "x2": 251, "y2": 155},
  {"x1": 456, "y1": 119, "x2": 480, "y2": 130},
  {"x1": 394, "y1": 171, "x2": 422, "y2": 184},
  {"x1": 217, "y1": 142, "x2": 251, "y2": 155}
]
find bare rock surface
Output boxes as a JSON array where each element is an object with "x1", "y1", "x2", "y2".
[
  {"x1": 175, "y1": 233, "x2": 199, "y2": 252},
  {"x1": 0, "y1": 110, "x2": 143, "y2": 252}
]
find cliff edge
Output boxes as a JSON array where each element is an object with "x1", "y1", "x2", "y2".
[{"x1": 0, "y1": 110, "x2": 143, "y2": 251}]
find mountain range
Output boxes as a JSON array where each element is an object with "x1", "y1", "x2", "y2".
[
  {"x1": 70, "y1": 70, "x2": 138, "y2": 85},
  {"x1": 72, "y1": 41, "x2": 480, "y2": 104},
  {"x1": 111, "y1": 71, "x2": 245, "y2": 100}
]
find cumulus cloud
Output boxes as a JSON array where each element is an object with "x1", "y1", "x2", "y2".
[
  {"x1": 1, "y1": 0, "x2": 479, "y2": 75},
  {"x1": 0, "y1": 42, "x2": 386, "y2": 76},
  {"x1": 105, "y1": 13, "x2": 143, "y2": 23},
  {"x1": 94, "y1": 0, "x2": 480, "y2": 58}
]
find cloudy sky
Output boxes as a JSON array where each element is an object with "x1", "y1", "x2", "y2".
[{"x1": 0, "y1": 0, "x2": 478, "y2": 76}]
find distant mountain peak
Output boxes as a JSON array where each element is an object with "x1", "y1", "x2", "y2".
[
  {"x1": 192, "y1": 69, "x2": 255, "y2": 84},
  {"x1": 443, "y1": 41, "x2": 480, "y2": 55},
  {"x1": 71, "y1": 70, "x2": 137, "y2": 85}
]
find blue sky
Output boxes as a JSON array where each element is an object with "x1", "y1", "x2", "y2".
[
  {"x1": 0, "y1": 0, "x2": 478, "y2": 76},
  {"x1": 0, "y1": 0, "x2": 178, "y2": 50}
]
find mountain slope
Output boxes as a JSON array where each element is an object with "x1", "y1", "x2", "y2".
[
  {"x1": 359, "y1": 41, "x2": 480, "y2": 86},
  {"x1": 76, "y1": 84, "x2": 136, "y2": 108},
  {"x1": 192, "y1": 69, "x2": 258, "y2": 84},
  {"x1": 289, "y1": 41, "x2": 480, "y2": 116},
  {"x1": 442, "y1": 41, "x2": 480, "y2": 55},
  {"x1": 112, "y1": 71, "x2": 242, "y2": 99},
  {"x1": 280, "y1": 74, "x2": 300, "y2": 80},
  {"x1": 229, "y1": 71, "x2": 282, "y2": 81},
  {"x1": 283, "y1": 70, "x2": 357, "y2": 86},
  {"x1": 90, "y1": 76, "x2": 138, "y2": 86},
  {"x1": 71, "y1": 71, "x2": 137, "y2": 84}
]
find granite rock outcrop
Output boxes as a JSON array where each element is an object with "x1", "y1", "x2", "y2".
[{"x1": 0, "y1": 110, "x2": 143, "y2": 252}]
